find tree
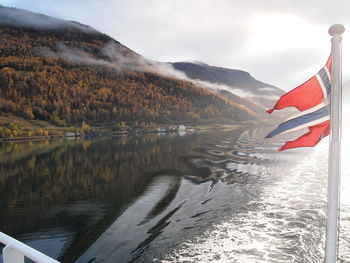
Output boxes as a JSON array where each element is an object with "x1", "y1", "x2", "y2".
[
  {"x1": 24, "y1": 107, "x2": 34, "y2": 120},
  {"x1": 82, "y1": 121, "x2": 91, "y2": 131}
]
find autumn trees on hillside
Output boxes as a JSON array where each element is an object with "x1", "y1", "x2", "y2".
[{"x1": 0, "y1": 25, "x2": 256, "y2": 127}]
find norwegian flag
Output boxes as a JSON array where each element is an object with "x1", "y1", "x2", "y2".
[{"x1": 266, "y1": 55, "x2": 332, "y2": 151}]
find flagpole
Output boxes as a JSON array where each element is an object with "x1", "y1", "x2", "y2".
[{"x1": 325, "y1": 24, "x2": 345, "y2": 263}]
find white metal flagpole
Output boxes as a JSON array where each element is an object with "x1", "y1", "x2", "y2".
[{"x1": 325, "y1": 24, "x2": 345, "y2": 263}]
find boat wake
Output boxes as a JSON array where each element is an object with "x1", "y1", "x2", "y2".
[{"x1": 161, "y1": 136, "x2": 329, "y2": 263}]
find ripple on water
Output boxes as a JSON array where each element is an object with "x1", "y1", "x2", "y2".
[
  {"x1": 214, "y1": 144, "x2": 230, "y2": 148},
  {"x1": 160, "y1": 140, "x2": 329, "y2": 263},
  {"x1": 207, "y1": 149, "x2": 225, "y2": 156},
  {"x1": 339, "y1": 137, "x2": 350, "y2": 262}
]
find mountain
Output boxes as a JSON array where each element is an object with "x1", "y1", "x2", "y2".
[
  {"x1": 0, "y1": 5, "x2": 275, "y2": 131},
  {"x1": 172, "y1": 62, "x2": 284, "y2": 108},
  {"x1": 0, "y1": 4, "x2": 97, "y2": 33}
]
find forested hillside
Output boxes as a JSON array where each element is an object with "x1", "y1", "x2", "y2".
[{"x1": 0, "y1": 5, "x2": 260, "y2": 129}]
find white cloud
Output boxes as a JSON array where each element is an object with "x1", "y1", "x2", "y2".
[{"x1": 3, "y1": 0, "x2": 350, "y2": 90}]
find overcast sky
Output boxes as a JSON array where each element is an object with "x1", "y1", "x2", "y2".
[{"x1": 1, "y1": 0, "x2": 350, "y2": 90}]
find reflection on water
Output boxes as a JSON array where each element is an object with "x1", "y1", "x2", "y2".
[
  {"x1": 0, "y1": 127, "x2": 349, "y2": 262},
  {"x1": 0, "y1": 132, "x2": 219, "y2": 261}
]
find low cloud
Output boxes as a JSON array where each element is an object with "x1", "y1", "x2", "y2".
[
  {"x1": 150, "y1": 62, "x2": 279, "y2": 108},
  {"x1": 40, "y1": 41, "x2": 274, "y2": 107},
  {"x1": 40, "y1": 41, "x2": 163, "y2": 74},
  {"x1": 187, "y1": 79, "x2": 279, "y2": 103},
  {"x1": 4, "y1": 1, "x2": 350, "y2": 90},
  {"x1": 40, "y1": 43, "x2": 121, "y2": 69}
]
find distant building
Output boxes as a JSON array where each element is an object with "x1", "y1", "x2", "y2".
[
  {"x1": 64, "y1": 131, "x2": 76, "y2": 137},
  {"x1": 179, "y1": 124, "x2": 186, "y2": 131},
  {"x1": 169, "y1": 125, "x2": 177, "y2": 131},
  {"x1": 157, "y1": 127, "x2": 166, "y2": 133},
  {"x1": 118, "y1": 127, "x2": 128, "y2": 134}
]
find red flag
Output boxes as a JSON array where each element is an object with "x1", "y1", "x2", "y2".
[
  {"x1": 267, "y1": 56, "x2": 332, "y2": 114},
  {"x1": 278, "y1": 120, "x2": 330, "y2": 151}
]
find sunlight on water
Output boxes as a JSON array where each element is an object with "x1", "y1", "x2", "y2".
[
  {"x1": 339, "y1": 132, "x2": 350, "y2": 263},
  {"x1": 1, "y1": 128, "x2": 349, "y2": 262},
  {"x1": 161, "y1": 135, "x2": 331, "y2": 263}
]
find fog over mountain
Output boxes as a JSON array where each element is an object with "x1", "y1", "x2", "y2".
[
  {"x1": 172, "y1": 62, "x2": 284, "y2": 108},
  {"x1": 0, "y1": 5, "x2": 282, "y2": 126}
]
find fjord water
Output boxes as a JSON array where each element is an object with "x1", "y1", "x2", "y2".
[{"x1": 0, "y1": 127, "x2": 349, "y2": 263}]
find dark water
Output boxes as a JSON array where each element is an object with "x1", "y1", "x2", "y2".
[{"x1": 0, "y1": 127, "x2": 349, "y2": 262}]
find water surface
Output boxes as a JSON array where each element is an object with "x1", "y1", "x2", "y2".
[{"x1": 0, "y1": 127, "x2": 349, "y2": 262}]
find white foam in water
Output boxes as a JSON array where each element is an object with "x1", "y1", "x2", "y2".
[
  {"x1": 215, "y1": 144, "x2": 230, "y2": 148},
  {"x1": 226, "y1": 162, "x2": 265, "y2": 175},
  {"x1": 249, "y1": 152, "x2": 276, "y2": 160},
  {"x1": 339, "y1": 134, "x2": 350, "y2": 263},
  {"x1": 161, "y1": 140, "x2": 331, "y2": 263}
]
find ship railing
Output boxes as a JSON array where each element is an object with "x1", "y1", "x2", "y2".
[{"x1": 0, "y1": 232, "x2": 60, "y2": 263}]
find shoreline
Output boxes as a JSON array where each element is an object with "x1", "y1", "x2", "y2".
[{"x1": 0, "y1": 123, "x2": 243, "y2": 142}]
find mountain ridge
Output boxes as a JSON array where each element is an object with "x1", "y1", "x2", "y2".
[
  {"x1": 172, "y1": 62, "x2": 284, "y2": 108},
  {"x1": 0, "y1": 5, "x2": 277, "y2": 134},
  {"x1": 0, "y1": 4, "x2": 98, "y2": 33}
]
